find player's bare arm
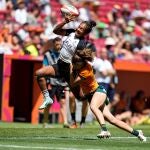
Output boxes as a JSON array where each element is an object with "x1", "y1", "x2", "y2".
[
  {"x1": 70, "y1": 73, "x2": 84, "y2": 87},
  {"x1": 53, "y1": 15, "x2": 75, "y2": 36},
  {"x1": 53, "y1": 20, "x2": 68, "y2": 36}
]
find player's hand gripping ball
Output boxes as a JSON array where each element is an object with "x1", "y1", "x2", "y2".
[{"x1": 60, "y1": 4, "x2": 79, "y2": 22}]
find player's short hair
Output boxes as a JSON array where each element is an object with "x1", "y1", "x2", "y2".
[{"x1": 52, "y1": 37, "x2": 61, "y2": 43}]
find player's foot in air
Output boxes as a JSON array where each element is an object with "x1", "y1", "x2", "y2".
[
  {"x1": 39, "y1": 97, "x2": 53, "y2": 110},
  {"x1": 97, "y1": 131, "x2": 111, "y2": 139},
  {"x1": 137, "y1": 130, "x2": 147, "y2": 142}
]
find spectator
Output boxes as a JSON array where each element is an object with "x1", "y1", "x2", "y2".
[
  {"x1": 95, "y1": 22, "x2": 109, "y2": 38},
  {"x1": 11, "y1": 33, "x2": 24, "y2": 55},
  {"x1": 43, "y1": 12, "x2": 58, "y2": 40},
  {"x1": 130, "y1": 90, "x2": 146, "y2": 114},
  {"x1": 131, "y1": 2, "x2": 144, "y2": 19},
  {"x1": 144, "y1": 3, "x2": 150, "y2": 21},
  {"x1": 14, "y1": 0, "x2": 28, "y2": 25},
  {"x1": 40, "y1": 0, "x2": 51, "y2": 16},
  {"x1": 124, "y1": 21, "x2": 136, "y2": 43},
  {"x1": 0, "y1": 0, "x2": 6, "y2": 10},
  {"x1": 129, "y1": 90, "x2": 148, "y2": 125},
  {"x1": 114, "y1": 91, "x2": 132, "y2": 123},
  {"x1": 90, "y1": 1, "x2": 101, "y2": 22},
  {"x1": 107, "y1": 4, "x2": 121, "y2": 23},
  {"x1": 16, "y1": 23, "x2": 29, "y2": 41},
  {"x1": 27, "y1": 8, "x2": 40, "y2": 25},
  {"x1": 0, "y1": 27, "x2": 13, "y2": 54},
  {"x1": 23, "y1": 36, "x2": 39, "y2": 56},
  {"x1": 104, "y1": 37, "x2": 116, "y2": 62},
  {"x1": 78, "y1": 1, "x2": 91, "y2": 21},
  {"x1": 27, "y1": 0, "x2": 39, "y2": 12},
  {"x1": 121, "y1": 3, "x2": 131, "y2": 22},
  {"x1": 132, "y1": 37, "x2": 145, "y2": 54},
  {"x1": 115, "y1": 37, "x2": 134, "y2": 60}
]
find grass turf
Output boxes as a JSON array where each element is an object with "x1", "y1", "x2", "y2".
[{"x1": 0, "y1": 122, "x2": 149, "y2": 150}]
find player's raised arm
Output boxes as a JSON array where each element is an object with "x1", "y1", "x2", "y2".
[
  {"x1": 53, "y1": 15, "x2": 76, "y2": 36},
  {"x1": 53, "y1": 4, "x2": 79, "y2": 36},
  {"x1": 53, "y1": 20, "x2": 68, "y2": 36}
]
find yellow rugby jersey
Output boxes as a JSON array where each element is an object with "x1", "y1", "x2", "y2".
[{"x1": 79, "y1": 63, "x2": 99, "y2": 95}]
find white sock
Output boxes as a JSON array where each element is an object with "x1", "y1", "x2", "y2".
[{"x1": 42, "y1": 89, "x2": 50, "y2": 99}]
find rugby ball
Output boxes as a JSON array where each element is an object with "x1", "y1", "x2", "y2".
[{"x1": 60, "y1": 4, "x2": 79, "y2": 17}]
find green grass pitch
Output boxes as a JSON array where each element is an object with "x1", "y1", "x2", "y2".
[{"x1": 0, "y1": 122, "x2": 149, "y2": 150}]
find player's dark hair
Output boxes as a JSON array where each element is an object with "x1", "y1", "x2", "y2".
[
  {"x1": 53, "y1": 37, "x2": 61, "y2": 43},
  {"x1": 82, "y1": 20, "x2": 96, "y2": 34}
]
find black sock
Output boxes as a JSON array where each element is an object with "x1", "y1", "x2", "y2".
[
  {"x1": 131, "y1": 129, "x2": 139, "y2": 136},
  {"x1": 101, "y1": 124, "x2": 107, "y2": 131},
  {"x1": 80, "y1": 116, "x2": 86, "y2": 124},
  {"x1": 71, "y1": 113, "x2": 76, "y2": 122}
]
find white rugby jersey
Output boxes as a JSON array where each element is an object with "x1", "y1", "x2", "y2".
[
  {"x1": 59, "y1": 32, "x2": 80, "y2": 63},
  {"x1": 59, "y1": 30, "x2": 96, "y2": 63}
]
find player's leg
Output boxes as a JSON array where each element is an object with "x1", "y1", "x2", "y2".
[
  {"x1": 103, "y1": 106, "x2": 147, "y2": 142},
  {"x1": 37, "y1": 76, "x2": 53, "y2": 109},
  {"x1": 56, "y1": 86, "x2": 69, "y2": 128},
  {"x1": 43, "y1": 105, "x2": 51, "y2": 128},
  {"x1": 80, "y1": 100, "x2": 88, "y2": 128},
  {"x1": 57, "y1": 59, "x2": 84, "y2": 100},
  {"x1": 90, "y1": 92, "x2": 106, "y2": 126},
  {"x1": 35, "y1": 65, "x2": 56, "y2": 77},
  {"x1": 69, "y1": 92, "x2": 77, "y2": 128},
  {"x1": 42, "y1": 86, "x2": 55, "y2": 128},
  {"x1": 59, "y1": 98, "x2": 69, "y2": 128},
  {"x1": 90, "y1": 92, "x2": 110, "y2": 138},
  {"x1": 35, "y1": 65, "x2": 57, "y2": 109}
]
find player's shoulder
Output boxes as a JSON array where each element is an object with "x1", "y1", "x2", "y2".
[{"x1": 80, "y1": 63, "x2": 93, "y2": 77}]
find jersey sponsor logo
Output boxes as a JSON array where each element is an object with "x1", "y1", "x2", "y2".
[{"x1": 63, "y1": 40, "x2": 73, "y2": 50}]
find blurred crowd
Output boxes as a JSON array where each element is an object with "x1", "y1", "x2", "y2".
[
  {"x1": 74, "y1": 0, "x2": 150, "y2": 62},
  {"x1": 0, "y1": 0, "x2": 150, "y2": 62},
  {"x1": 0, "y1": 0, "x2": 56, "y2": 55},
  {"x1": 113, "y1": 90, "x2": 150, "y2": 126}
]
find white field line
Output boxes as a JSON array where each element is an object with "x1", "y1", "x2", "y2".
[
  {"x1": 0, "y1": 144, "x2": 101, "y2": 150},
  {"x1": 0, "y1": 137, "x2": 149, "y2": 150},
  {"x1": 0, "y1": 136, "x2": 149, "y2": 140}
]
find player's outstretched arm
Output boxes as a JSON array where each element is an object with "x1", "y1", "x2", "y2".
[
  {"x1": 53, "y1": 14, "x2": 76, "y2": 36},
  {"x1": 53, "y1": 20, "x2": 68, "y2": 36}
]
